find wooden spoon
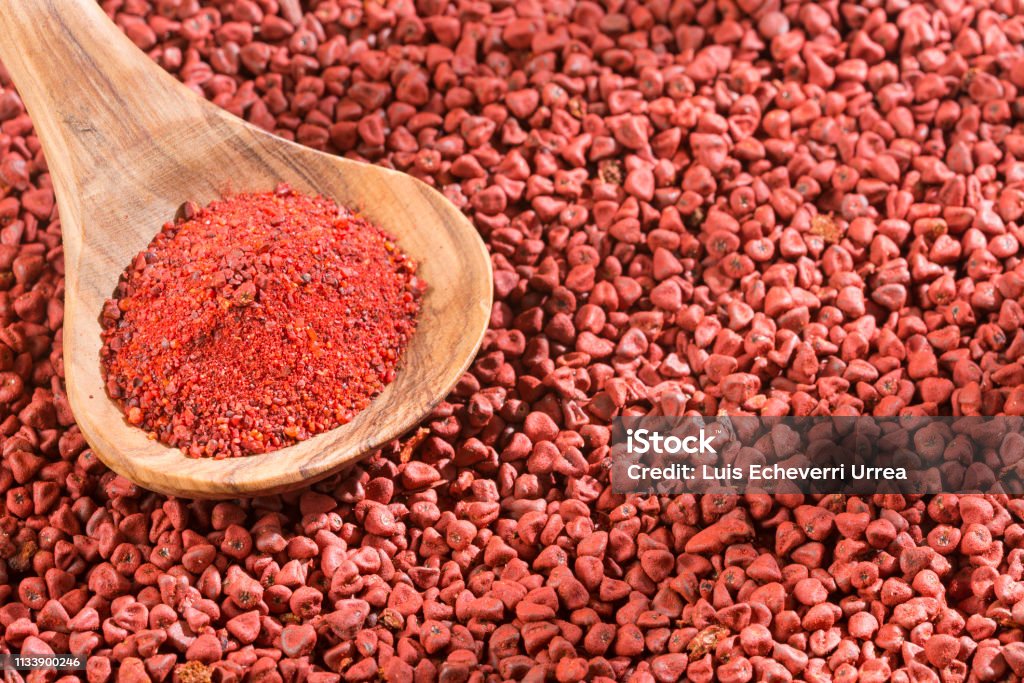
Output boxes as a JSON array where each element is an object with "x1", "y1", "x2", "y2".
[{"x1": 0, "y1": 1, "x2": 492, "y2": 498}]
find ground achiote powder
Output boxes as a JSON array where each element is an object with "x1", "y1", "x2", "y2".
[{"x1": 100, "y1": 185, "x2": 422, "y2": 458}]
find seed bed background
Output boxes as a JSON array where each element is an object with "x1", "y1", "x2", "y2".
[{"x1": 0, "y1": 0, "x2": 1022, "y2": 680}]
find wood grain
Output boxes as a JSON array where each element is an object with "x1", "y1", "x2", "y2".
[{"x1": 0, "y1": 0, "x2": 493, "y2": 498}]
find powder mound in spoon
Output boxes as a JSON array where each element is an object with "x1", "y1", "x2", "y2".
[{"x1": 99, "y1": 185, "x2": 423, "y2": 458}]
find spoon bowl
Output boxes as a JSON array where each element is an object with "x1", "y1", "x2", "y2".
[{"x1": 0, "y1": 1, "x2": 492, "y2": 498}]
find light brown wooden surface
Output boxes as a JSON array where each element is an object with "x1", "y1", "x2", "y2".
[{"x1": 0, "y1": 0, "x2": 493, "y2": 498}]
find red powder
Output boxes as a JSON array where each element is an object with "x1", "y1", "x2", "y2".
[{"x1": 100, "y1": 186, "x2": 423, "y2": 458}]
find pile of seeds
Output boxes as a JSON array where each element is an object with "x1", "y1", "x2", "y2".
[{"x1": 0, "y1": 0, "x2": 1022, "y2": 680}]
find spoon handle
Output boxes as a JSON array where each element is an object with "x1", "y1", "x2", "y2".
[
  {"x1": 0, "y1": 0, "x2": 204, "y2": 256},
  {"x1": 0, "y1": 0, "x2": 198, "y2": 169}
]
